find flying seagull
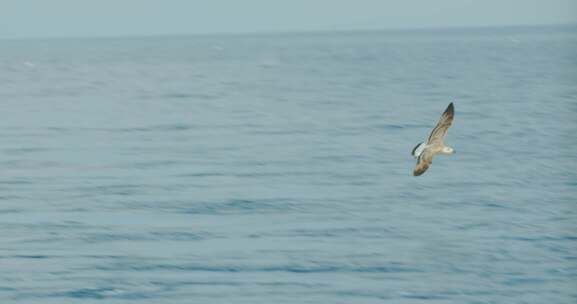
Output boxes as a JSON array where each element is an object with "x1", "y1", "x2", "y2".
[{"x1": 411, "y1": 102, "x2": 455, "y2": 176}]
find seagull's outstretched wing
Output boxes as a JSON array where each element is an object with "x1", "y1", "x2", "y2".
[
  {"x1": 427, "y1": 102, "x2": 454, "y2": 146},
  {"x1": 413, "y1": 148, "x2": 434, "y2": 176}
]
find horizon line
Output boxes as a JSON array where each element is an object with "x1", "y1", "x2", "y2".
[{"x1": 1, "y1": 22, "x2": 575, "y2": 42}]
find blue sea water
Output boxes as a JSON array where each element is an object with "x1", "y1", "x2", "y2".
[{"x1": 1, "y1": 25, "x2": 576, "y2": 303}]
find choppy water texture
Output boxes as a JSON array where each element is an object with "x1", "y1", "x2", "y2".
[{"x1": 1, "y1": 26, "x2": 577, "y2": 303}]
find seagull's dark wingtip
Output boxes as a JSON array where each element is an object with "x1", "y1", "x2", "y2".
[{"x1": 445, "y1": 102, "x2": 454, "y2": 116}]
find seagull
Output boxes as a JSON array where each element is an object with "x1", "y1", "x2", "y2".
[{"x1": 411, "y1": 102, "x2": 455, "y2": 176}]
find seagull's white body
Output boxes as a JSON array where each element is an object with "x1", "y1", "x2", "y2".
[{"x1": 411, "y1": 102, "x2": 455, "y2": 176}]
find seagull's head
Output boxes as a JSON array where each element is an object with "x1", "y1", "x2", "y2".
[{"x1": 442, "y1": 146, "x2": 456, "y2": 154}]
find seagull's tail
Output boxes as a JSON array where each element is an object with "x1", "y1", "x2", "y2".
[{"x1": 411, "y1": 142, "x2": 425, "y2": 158}]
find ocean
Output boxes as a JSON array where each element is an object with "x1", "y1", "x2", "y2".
[{"x1": 1, "y1": 25, "x2": 576, "y2": 303}]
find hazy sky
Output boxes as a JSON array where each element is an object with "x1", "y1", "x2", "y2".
[{"x1": 1, "y1": 0, "x2": 575, "y2": 38}]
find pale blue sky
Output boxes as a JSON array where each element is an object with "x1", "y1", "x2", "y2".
[{"x1": 1, "y1": 0, "x2": 575, "y2": 38}]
